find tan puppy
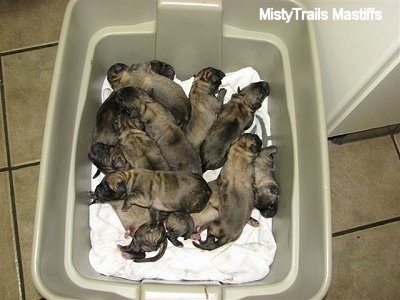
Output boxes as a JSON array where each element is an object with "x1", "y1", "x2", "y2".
[
  {"x1": 132, "y1": 60, "x2": 176, "y2": 80},
  {"x1": 114, "y1": 113, "x2": 170, "y2": 171},
  {"x1": 193, "y1": 133, "x2": 262, "y2": 250},
  {"x1": 118, "y1": 86, "x2": 202, "y2": 175},
  {"x1": 91, "y1": 168, "x2": 211, "y2": 213},
  {"x1": 107, "y1": 62, "x2": 190, "y2": 128},
  {"x1": 185, "y1": 67, "x2": 226, "y2": 150},
  {"x1": 200, "y1": 81, "x2": 269, "y2": 171},
  {"x1": 254, "y1": 146, "x2": 280, "y2": 218}
]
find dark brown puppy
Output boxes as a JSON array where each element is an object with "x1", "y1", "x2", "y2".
[
  {"x1": 114, "y1": 113, "x2": 170, "y2": 171},
  {"x1": 88, "y1": 142, "x2": 131, "y2": 178},
  {"x1": 200, "y1": 81, "x2": 269, "y2": 171},
  {"x1": 254, "y1": 146, "x2": 280, "y2": 218},
  {"x1": 92, "y1": 91, "x2": 121, "y2": 145},
  {"x1": 107, "y1": 62, "x2": 190, "y2": 128},
  {"x1": 118, "y1": 86, "x2": 202, "y2": 175},
  {"x1": 193, "y1": 133, "x2": 262, "y2": 251},
  {"x1": 185, "y1": 67, "x2": 226, "y2": 150},
  {"x1": 91, "y1": 168, "x2": 211, "y2": 213},
  {"x1": 118, "y1": 221, "x2": 168, "y2": 263}
]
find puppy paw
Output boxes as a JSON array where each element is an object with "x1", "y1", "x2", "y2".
[{"x1": 248, "y1": 217, "x2": 260, "y2": 227}]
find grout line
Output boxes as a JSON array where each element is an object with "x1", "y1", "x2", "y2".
[
  {"x1": 0, "y1": 57, "x2": 26, "y2": 300},
  {"x1": 332, "y1": 216, "x2": 400, "y2": 237},
  {"x1": 390, "y1": 134, "x2": 400, "y2": 160},
  {"x1": 0, "y1": 161, "x2": 41, "y2": 173},
  {"x1": 0, "y1": 42, "x2": 58, "y2": 57}
]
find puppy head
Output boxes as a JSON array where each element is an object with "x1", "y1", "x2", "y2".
[
  {"x1": 236, "y1": 81, "x2": 270, "y2": 111},
  {"x1": 92, "y1": 171, "x2": 127, "y2": 203},
  {"x1": 149, "y1": 60, "x2": 176, "y2": 80},
  {"x1": 195, "y1": 67, "x2": 225, "y2": 92},
  {"x1": 234, "y1": 133, "x2": 263, "y2": 155},
  {"x1": 117, "y1": 86, "x2": 153, "y2": 119},
  {"x1": 255, "y1": 183, "x2": 279, "y2": 218},
  {"x1": 107, "y1": 63, "x2": 129, "y2": 89},
  {"x1": 88, "y1": 143, "x2": 130, "y2": 174}
]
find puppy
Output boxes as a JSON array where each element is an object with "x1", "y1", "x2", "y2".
[
  {"x1": 254, "y1": 146, "x2": 280, "y2": 218},
  {"x1": 114, "y1": 113, "x2": 170, "y2": 171},
  {"x1": 118, "y1": 86, "x2": 202, "y2": 175},
  {"x1": 91, "y1": 168, "x2": 211, "y2": 213},
  {"x1": 200, "y1": 81, "x2": 269, "y2": 171},
  {"x1": 92, "y1": 91, "x2": 121, "y2": 145},
  {"x1": 118, "y1": 221, "x2": 168, "y2": 262},
  {"x1": 193, "y1": 133, "x2": 262, "y2": 251},
  {"x1": 107, "y1": 62, "x2": 190, "y2": 128},
  {"x1": 88, "y1": 142, "x2": 131, "y2": 178},
  {"x1": 185, "y1": 67, "x2": 226, "y2": 150}
]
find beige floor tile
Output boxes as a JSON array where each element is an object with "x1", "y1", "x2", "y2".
[
  {"x1": 2, "y1": 47, "x2": 57, "y2": 166},
  {"x1": 0, "y1": 171, "x2": 21, "y2": 299},
  {"x1": 0, "y1": 96, "x2": 7, "y2": 168},
  {"x1": 325, "y1": 222, "x2": 400, "y2": 299},
  {"x1": 13, "y1": 166, "x2": 41, "y2": 299},
  {"x1": 394, "y1": 133, "x2": 400, "y2": 151},
  {"x1": 0, "y1": 0, "x2": 69, "y2": 52},
  {"x1": 329, "y1": 136, "x2": 400, "y2": 233}
]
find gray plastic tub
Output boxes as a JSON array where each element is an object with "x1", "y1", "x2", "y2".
[{"x1": 32, "y1": 0, "x2": 331, "y2": 299}]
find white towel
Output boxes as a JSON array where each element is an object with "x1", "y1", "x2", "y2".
[{"x1": 89, "y1": 67, "x2": 276, "y2": 284}]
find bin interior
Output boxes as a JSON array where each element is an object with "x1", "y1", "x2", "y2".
[{"x1": 33, "y1": 1, "x2": 330, "y2": 299}]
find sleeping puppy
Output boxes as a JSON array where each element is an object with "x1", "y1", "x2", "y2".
[
  {"x1": 118, "y1": 221, "x2": 168, "y2": 263},
  {"x1": 200, "y1": 81, "x2": 269, "y2": 171},
  {"x1": 254, "y1": 146, "x2": 280, "y2": 218},
  {"x1": 114, "y1": 113, "x2": 170, "y2": 171},
  {"x1": 88, "y1": 142, "x2": 131, "y2": 178},
  {"x1": 118, "y1": 86, "x2": 202, "y2": 175},
  {"x1": 92, "y1": 91, "x2": 122, "y2": 145},
  {"x1": 193, "y1": 133, "x2": 262, "y2": 251},
  {"x1": 107, "y1": 62, "x2": 190, "y2": 128},
  {"x1": 90, "y1": 168, "x2": 211, "y2": 213},
  {"x1": 185, "y1": 67, "x2": 226, "y2": 150}
]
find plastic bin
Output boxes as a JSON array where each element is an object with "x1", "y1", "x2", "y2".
[{"x1": 32, "y1": 0, "x2": 331, "y2": 299}]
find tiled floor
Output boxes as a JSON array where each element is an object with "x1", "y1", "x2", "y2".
[{"x1": 0, "y1": 1, "x2": 399, "y2": 299}]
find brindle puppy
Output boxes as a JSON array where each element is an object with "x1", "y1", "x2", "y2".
[
  {"x1": 107, "y1": 62, "x2": 190, "y2": 128},
  {"x1": 193, "y1": 133, "x2": 262, "y2": 251},
  {"x1": 88, "y1": 142, "x2": 131, "y2": 178},
  {"x1": 254, "y1": 146, "x2": 279, "y2": 218},
  {"x1": 114, "y1": 113, "x2": 170, "y2": 171},
  {"x1": 163, "y1": 212, "x2": 195, "y2": 247},
  {"x1": 118, "y1": 221, "x2": 168, "y2": 262},
  {"x1": 200, "y1": 81, "x2": 269, "y2": 171},
  {"x1": 118, "y1": 86, "x2": 202, "y2": 175},
  {"x1": 185, "y1": 67, "x2": 226, "y2": 150},
  {"x1": 91, "y1": 168, "x2": 211, "y2": 213}
]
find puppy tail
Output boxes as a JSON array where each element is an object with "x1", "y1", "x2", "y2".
[
  {"x1": 133, "y1": 239, "x2": 168, "y2": 263},
  {"x1": 192, "y1": 238, "x2": 229, "y2": 251}
]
